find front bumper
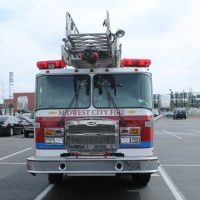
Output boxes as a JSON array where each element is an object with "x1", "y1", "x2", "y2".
[
  {"x1": 0, "y1": 127, "x2": 9, "y2": 135},
  {"x1": 27, "y1": 156, "x2": 159, "y2": 174},
  {"x1": 24, "y1": 126, "x2": 34, "y2": 133}
]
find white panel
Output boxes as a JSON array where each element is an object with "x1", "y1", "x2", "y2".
[
  {"x1": 116, "y1": 147, "x2": 154, "y2": 157},
  {"x1": 35, "y1": 148, "x2": 154, "y2": 157},
  {"x1": 36, "y1": 108, "x2": 153, "y2": 117}
]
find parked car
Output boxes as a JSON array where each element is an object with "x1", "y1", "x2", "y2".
[
  {"x1": 18, "y1": 113, "x2": 34, "y2": 137},
  {"x1": 173, "y1": 109, "x2": 187, "y2": 119},
  {"x1": 165, "y1": 111, "x2": 174, "y2": 118},
  {"x1": 22, "y1": 112, "x2": 32, "y2": 118},
  {"x1": 0, "y1": 115, "x2": 24, "y2": 136},
  {"x1": 153, "y1": 110, "x2": 159, "y2": 117}
]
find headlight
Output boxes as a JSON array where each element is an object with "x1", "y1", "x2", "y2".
[
  {"x1": 120, "y1": 137, "x2": 130, "y2": 144},
  {"x1": 129, "y1": 127, "x2": 140, "y2": 135},
  {"x1": 120, "y1": 127, "x2": 140, "y2": 135},
  {"x1": 44, "y1": 137, "x2": 64, "y2": 145},
  {"x1": 120, "y1": 136, "x2": 141, "y2": 144},
  {"x1": 44, "y1": 128, "x2": 64, "y2": 136},
  {"x1": 130, "y1": 136, "x2": 141, "y2": 144},
  {"x1": 54, "y1": 137, "x2": 64, "y2": 144},
  {"x1": 44, "y1": 137, "x2": 54, "y2": 144}
]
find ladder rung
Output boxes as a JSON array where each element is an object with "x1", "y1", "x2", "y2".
[
  {"x1": 63, "y1": 11, "x2": 121, "y2": 69},
  {"x1": 71, "y1": 57, "x2": 114, "y2": 68}
]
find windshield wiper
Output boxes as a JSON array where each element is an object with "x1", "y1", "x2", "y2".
[
  {"x1": 105, "y1": 87, "x2": 127, "y2": 126},
  {"x1": 57, "y1": 81, "x2": 81, "y2": 125},
  {"x1": 69, "y1": 82, "x2": 81, "y2": 108}
]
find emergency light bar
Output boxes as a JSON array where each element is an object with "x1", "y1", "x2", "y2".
[
  {"x1": 37, "y1": 60, "x2": 66, "y2": 69},
  {"x1": 121, "y1": 58, "x2": 151, "y2": 67}
]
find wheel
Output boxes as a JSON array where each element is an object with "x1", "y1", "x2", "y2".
[
  {"x1": 131, "y1": 173, "x2": 151, "y2": 186},
  {"x1": 48, "y1": 174, "x2": 63, "y2": 184},
  {"x1": 24, "y1": 131, "x2": 29, "y2": 138},
  {"x1": 21, "y1": 127, "x2": 25, "y2": 134},
  {"x1": 9, "y1": 127, "x2": 14, "y2": 136}
]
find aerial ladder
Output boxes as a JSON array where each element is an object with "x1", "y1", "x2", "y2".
[{"x1": 61, "y1": 11, "x2": 125, "y2": 69}]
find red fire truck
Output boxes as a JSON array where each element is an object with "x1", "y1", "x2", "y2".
[{"x1": 27, "y1": 11, "x2": 159, "y2": 186}]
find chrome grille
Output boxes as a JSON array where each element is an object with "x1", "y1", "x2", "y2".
[
  {"x1": 67, "y1": 135, "x2": 116, "y2": 145},
  {"x1": 65, "y1": 119, "x2": 119, "y2": 154},
  {"x1": 68, "y1": 124, "x2": 116, "y2": 134}
]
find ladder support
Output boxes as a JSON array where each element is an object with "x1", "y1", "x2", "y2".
[{"x1": 62, "y1": 11, "x2": 124, "y2": 68}]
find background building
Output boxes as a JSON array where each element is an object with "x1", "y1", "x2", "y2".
[
  {"x1": 154, "y1": 91, "x2": 200, "y2": 116},
  {"x1": 3, "y1": 92, "x2": 35, "y2": 115}
]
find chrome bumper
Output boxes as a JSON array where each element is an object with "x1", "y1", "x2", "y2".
[{"x1": 27, "y1": 156, "x2": 159, "y2": 174}]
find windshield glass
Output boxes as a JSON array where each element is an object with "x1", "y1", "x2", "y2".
[
  {"x1": 93, "y1": 74, "x2": 152, "y2": 109},
  {"x1": 0, "y1": 116, "x2": 8, "y2": 121},
  {"x1": 36, "y1": 75, "x2": 90, "y2": 109}
]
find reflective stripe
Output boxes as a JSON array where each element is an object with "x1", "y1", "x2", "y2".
[
  {"x1": 36, "y1": 143, "x2": 65, "y2": 149},
  {"x1": 36, "y1": 141, "x2": 153, "y2": 149},
  {"x1": 119, "y1": 141, "x2": 153, "y2": 148}
]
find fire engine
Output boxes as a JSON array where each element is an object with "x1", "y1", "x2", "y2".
[{"x1": 27, "y1": 11, "x2": 159, "y2": 186}]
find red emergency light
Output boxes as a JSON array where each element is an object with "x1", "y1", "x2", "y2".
[
  {"x1": 121, "y1": 58, "x2": 151, "y2": 67},
  {"x1": 37, "y1": 60, "x2": 66, "y2": 69}
]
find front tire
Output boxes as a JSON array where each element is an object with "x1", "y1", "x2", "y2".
[
  {"x1": 9, "y1": 127, "x2": 14, "y2": 136},
  {"x1": 131, "y1": 173, "x2": 151, "y2": 186},
  {"x1": 48, "y1": 174, "x2": 63, "y2": 184},
  {"x1": 21, "y1": 127, "x2": 25, "y2": 134},
  {"x1": 24, "y1": 131, "x2": 29, "y2": 138}
]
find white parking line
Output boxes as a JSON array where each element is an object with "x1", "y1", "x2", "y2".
[
  {"x1": 151, "y1": 173, "x2": 160, "y2": 176},
  {"x1": 161, "y1": 129, "x2": 183, "y2": 140},
  {"x1": 0, "y1": 162, "x2": 26, "y2": 165},
  {"x1": 192, "y1": 129, "x2": 200, "y2": 133},
  {"x1": 0, "y1": 148, "x2": 32, "y2": 161},
  {"x1": 163, "y1": 164, "x2": 200, "y2": 167},
  {"x1": 159, "y1": 122, "x2": 169, "y2": 126},
  {"x1": 159, "y1": 166, "x2": 186, "y2": 200},
  {"x1": 34, "y1": 184, "x2": 55, "y2": 200}
]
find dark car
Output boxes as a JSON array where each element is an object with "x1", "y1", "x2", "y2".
[
  {"x1": 18, "y1": 112, "x2": 34, "y2": 138},
  {"x1": 173, "y1": 110, "x2": 187, "y2": 119},
  {"x1": 0, "y1": 115, "x2": 24, "y2": 136},
  {"x1": 165, "y1": 111, "x2": 174, "y2": 118}
]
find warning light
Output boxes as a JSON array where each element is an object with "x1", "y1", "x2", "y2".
[
  {"x1": 121, "y1": 59, "x2": 151, "y2": 67},
  {"x1": 37, "y1": 60, "x2": 66, "y2": 69}
]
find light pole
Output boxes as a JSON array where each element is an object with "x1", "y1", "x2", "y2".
[{"x1": 169, "y1": 89, "x2": 174, "y2": 110}]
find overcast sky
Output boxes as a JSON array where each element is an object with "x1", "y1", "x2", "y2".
[{"x1": 0, "y1": 0, "x2": 200, "y2": 101}]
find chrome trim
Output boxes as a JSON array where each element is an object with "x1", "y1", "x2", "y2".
[
  {"x1": 65, "y1": 118, "x2": 119, "y2": 154},
  {"x1": 27, "y1": 156, "x2": 159, "y2": 174},
  {"x1": 86, "y1": 121, "x2": 97, "y2": 126}
]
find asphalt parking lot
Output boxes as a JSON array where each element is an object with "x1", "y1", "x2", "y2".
[{"x1": 0, "y1": 117, "x2": 199, "y2": 200}]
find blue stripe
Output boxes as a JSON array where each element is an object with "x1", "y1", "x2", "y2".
[
  {"x1": 36, "y1": 143, "x2": 65, "y2": 149},
  {"x1": 36, "y1": 141, "x2": 153, "y2": 149},
  {"x1": 119, "y1": 141, "x2": 153, "y2": 148}
]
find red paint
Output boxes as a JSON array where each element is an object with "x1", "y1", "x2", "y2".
[{"x1": 35, "y1": 115, "x2": 153, "y2": 144}]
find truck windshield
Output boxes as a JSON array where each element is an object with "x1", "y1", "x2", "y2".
[
  {"x1": 93, "y1": 74, "x2": 152, "y2": 109},
  {"x1": 36, "y1": 75, "x2": 90, "y2": 109}
]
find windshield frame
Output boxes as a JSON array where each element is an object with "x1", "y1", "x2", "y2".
[{"x1": 35, "y1": 72, "x2": 152, "y2": 111}]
